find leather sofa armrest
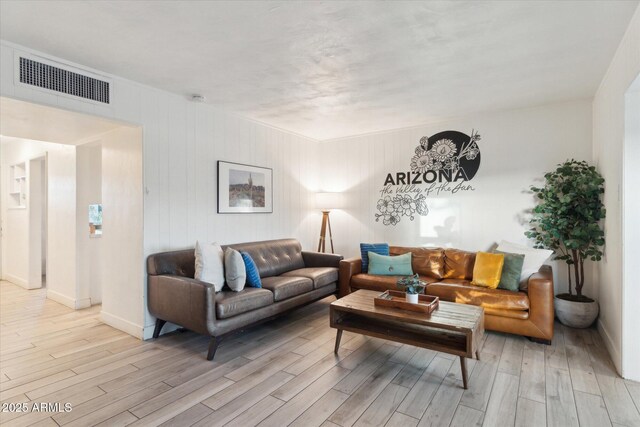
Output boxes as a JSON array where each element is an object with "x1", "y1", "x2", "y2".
[
  {"x1": 525, "y1": 265, "x2": 555, "y2": 340},
  {"x1": 526, "y1": 265, "x2": 553, "y2": 295},
  {"x1": 148, "y1": 274, "x2": 216, "y2": 336},
  {"x1": 338, "y1": 257, "x2": 362, "y2": 298},
  {"x1": 302, "y1": 251, "x2": 343, "y2": 268}
]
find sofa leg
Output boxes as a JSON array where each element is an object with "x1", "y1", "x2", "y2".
[
  {"x1": 207, "y1": 337, "x2": 219, "y2": 361},
  {"x1": 528, "y1": 337, "x2": 551, "y2": 345},
  {"x1": 153, "y1": 319, "x2": 166, "y2": 339}
]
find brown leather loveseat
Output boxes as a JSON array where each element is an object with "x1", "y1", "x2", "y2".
[
  {"x1": 339, "y1": 246, "x2": 554, "y2": 343},
  {"x1": 148, "y1": 238, "x2": 342, "y2": 360}
]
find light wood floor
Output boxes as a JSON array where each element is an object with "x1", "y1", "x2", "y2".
[{"x1": 1, "y1": 280, "x2": 639, "y2": 427}]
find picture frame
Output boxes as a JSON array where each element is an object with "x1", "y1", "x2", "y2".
[{"x1": 217, "y1": 161, "x2": 273, "y2": 213}]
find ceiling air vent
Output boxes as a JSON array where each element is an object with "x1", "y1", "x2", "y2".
[{"x1": 18, "y1": 56, "x2": 110, "y2": 104}]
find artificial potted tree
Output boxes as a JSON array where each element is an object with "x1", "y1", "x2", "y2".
[
  {"x1": 397, "y1": 274, "x2": 426, "y2": 304},
  {"x1": 526, "y1": 160, "x2": 605, "y2": 328}
]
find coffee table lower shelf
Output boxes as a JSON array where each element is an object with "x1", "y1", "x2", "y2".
[{"x1": 330, "y1": 306, "x2": 483, "y2": 389}]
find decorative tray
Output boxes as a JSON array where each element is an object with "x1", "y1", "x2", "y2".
[{"x1": 374, "y1": 290, "x2": 440, "y2": 314}]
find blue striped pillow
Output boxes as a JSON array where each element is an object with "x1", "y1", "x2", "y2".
[
  {"x1": 241, "y1": 252, "x2": 262, "y2": 288},
  {"x1": 360, "y1": 243, "x2": 389, "y2": 273}
]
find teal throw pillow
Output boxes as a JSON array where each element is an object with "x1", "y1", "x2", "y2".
[
  {"x1": 367, "y1": 252, "x2": 413, "y2": 276},
  {"x1": 241, "y1": 252, "x2": 262, "y2": 288},
  {"x1": 360, "y1": 243, "x2": 389, "y2": 273},
  {"x1": 494, "y1": 250, "x2": 525, "y2": 291}
]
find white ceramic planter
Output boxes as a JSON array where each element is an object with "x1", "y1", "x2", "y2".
[
  {"x1": 555, "y1": 296, "x2": 599, "y2": 328},
  {"x1": 405, "y1": 293, "x2": 419, "y2": 304}
]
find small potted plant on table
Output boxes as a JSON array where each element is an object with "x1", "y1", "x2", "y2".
[
  {"x1": 397, "y1": 274, "x2": 426, "y2": 304},
  {"x1": 526, "y1": 160, "x2": 605, "y2": 328}
]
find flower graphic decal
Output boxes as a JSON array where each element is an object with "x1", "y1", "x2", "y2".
[
  {"x1": 419, "y1": 136, "x2": 429, "y2": 151},
  {"x1": 415, "y1": 195, "x2": 429, "y2": 216},
  {"x1": 377, "y1": 196, "x2": 394, "y2": 214},
  {"x1": 375, "y1": 194, "x2": 429, "y2": 225},
  {"x1": 376, "y1": 129, "x2": 481, "y2": 226},
  {"x1": 431, "y1": 139, "x2": 457, "y2": 161},
  {"x1": 409, "y1": 129, "x2": 481, "y2": 174},
  {"x1": 383, "y1": 212, "x2": 401, "y2": 226},
  {"x1": 444, "y1": 157, "x2": 459, "y2": 171},
  {"x1": 399, "y1": 195, "x2": 416, "y2": 216},
  {"x1": 465, "y1": 146, "x2": 479, "y2": 160},
  {"x1": 459, "y1": 130, "x2": 481, "y2": 161},
  {"x1": 410, "y1": 152, "x2": 433, "y2": 173}
]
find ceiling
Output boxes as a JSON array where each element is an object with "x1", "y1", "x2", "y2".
[
  {"x1": 0, "y1": 1, "x2": 638, "y2": 140},
  {"x1": 0, "y1": 97, "x2": 128, "y2": 145}
]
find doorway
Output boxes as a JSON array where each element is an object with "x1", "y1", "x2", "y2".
[{"x1": 1, "y1": 97, "x2": 142, "y2": 318}]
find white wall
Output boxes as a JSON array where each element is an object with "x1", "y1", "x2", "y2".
[
  {"x1": 0, "y1": 40, "x2": 319, "y2": 339},
  {"x1": 319, "y1": 99, "x2": 593, "y2": 295},
  {"x1": 624, "y1": 84, "x2": 640, "y2": 381},
  {"x1": 43, "y1": 142, "x2": 79, "y2": 307},
  {"x1": 27, "y1": 156, "x2": 44, "y2": 287},
  {"x1": 593, "y1": 6, "x2": 640, "y2": 380},
  {"x1": 76, "y1": 142, "x2": 102, "y2": 304},
  {"x1": 99, "y1": 127, "x2": 144, "y2": 335},
  {"x1": 0, "y1": 146, "x2": 2, "y2": 279}
]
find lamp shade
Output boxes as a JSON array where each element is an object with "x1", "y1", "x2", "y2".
[{"x1": 316, "y1": 192, "x2": 344, "y2": 210}]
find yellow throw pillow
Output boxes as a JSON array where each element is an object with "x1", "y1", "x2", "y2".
[{"x1": 471, "y1": 252, "x2": 505, "y2": 289}]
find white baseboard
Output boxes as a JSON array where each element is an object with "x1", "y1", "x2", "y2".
[
  {"x1": 142, "y1": 321, "x2": 181, "y2": 340},
  {"x1": 76, "y1": 297, "x2": 92, "y2": 309},
  {"x1": 46, "y1": 289, "x2": 91, "y2": 309},
  {"x1": 3, "y1": 273, "x2": 34, "y2": 289},
  {"x1": 597, "y1": 319, "x2": 622, "y2": 375},
  {"x1": 101, "y1": 311, "x2": 144, "y2": 339}
]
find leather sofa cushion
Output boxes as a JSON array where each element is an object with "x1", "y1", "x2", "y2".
[
  {"x1": 390, "y1": 246, "x2": 445, "y2": 279},
  {"x1": 261, "y1": 276, "x2": 313, "y2": 302},
  {"x1": 443, "y1": 249, "x2": 476, "y2": 280},
  {"x1": 427, "y1": 280, "x2": 530, "y2": 311},
  {"x1": 225, "y1": 239, "x2": 305, "y2": 278},
  {"x1": 351, "y1": 274, "x2": 439, "y2": 293},
  {"x1": 281, "y1": 267, "x2": 338, "y2": 289},
  {"x1": 215, "y1": 288, "x2": 274, "y2": 319}
]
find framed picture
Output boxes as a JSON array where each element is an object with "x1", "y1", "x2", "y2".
[{"x1": 217, "y1": 161, "x2": 273, "y2": 213}]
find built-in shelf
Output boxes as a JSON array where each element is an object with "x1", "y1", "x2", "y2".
[{"x1": 9, "y1": 162, "x2": 27, "y2": 209}]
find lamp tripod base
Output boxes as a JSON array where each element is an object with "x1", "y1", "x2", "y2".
[{"x1": 317, "y1": 210, "x2": 334, "y2": 253}]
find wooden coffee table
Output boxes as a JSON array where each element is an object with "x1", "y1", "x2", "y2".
[{"x1": 330, "y1": 289, "x2": 484, "y2": 389}]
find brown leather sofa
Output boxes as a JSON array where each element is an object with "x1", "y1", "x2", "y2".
[
  {"x1": 339, "y1": 246, "x2": 554, "y2": 343},
  {"x1": 148, "y1": 238, "x2": 342, "y2": 360}
]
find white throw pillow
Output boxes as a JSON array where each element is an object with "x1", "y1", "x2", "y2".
[
  {"x1": 224, "y1": 248, "x2": 246, "y2": 292},
  {"x1": 194, "y1": 241, "x2": 225, "y2": 292},
  {"x1": 496, "y1": 240, "x2": 553, "y2": 284}
]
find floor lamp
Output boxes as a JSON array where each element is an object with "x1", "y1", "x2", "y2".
[{"x1": 316, "y1": 192, "x2": 343, "y2": 253}]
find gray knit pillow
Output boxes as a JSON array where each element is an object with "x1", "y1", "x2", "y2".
[{"x1": 224, "y1": 248, "x2": 246, "y2": 292}]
